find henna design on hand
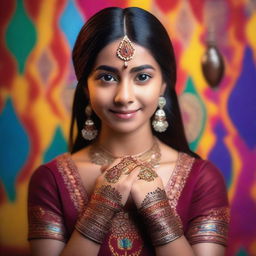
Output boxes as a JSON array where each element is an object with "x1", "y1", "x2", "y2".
[
  {"x1": 137, "y1": 164, "x2": 158, "y2": 182},
  {"x1": 104, "y1": 156, "x2": 139, "y2": 183},
  {"x1": 139, "y1": 187, "x2": 183, "y2": 246}
]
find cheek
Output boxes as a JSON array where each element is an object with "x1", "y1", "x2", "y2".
[
  {"x1": 88, "y1": 84, "x2": 105, "y2": 104},
  {"x1": 88, "y1": 87, "x2": 112, "y2": 118},
  {"x1": 139, "y1": 87, "x2": 161, "y2": 108},
  {"x1": 148, "y1": 97, "x2": 159, "y2": 114},
  {"x1": 89, "y1": 92, "x2": 106, "y2": 110}
]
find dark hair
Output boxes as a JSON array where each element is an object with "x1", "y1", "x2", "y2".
[{"x1": 70, "y1": 7, "x2": 197, "y2": 158}]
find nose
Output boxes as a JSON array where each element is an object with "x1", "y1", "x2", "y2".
[{"x1": 114, "y1": 81, "x2": 134, "y2": 106}]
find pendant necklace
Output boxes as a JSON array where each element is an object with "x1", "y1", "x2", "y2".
[{"x1": 89, "y1": 138, "x2": 161, "y2": 168}]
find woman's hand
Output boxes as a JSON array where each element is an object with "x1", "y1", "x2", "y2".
[
  {"x1": 131, "y1": 163, "x2": 183, "y2": 247},
  {"x1": 95, "y1": 156, "x2": 141, "y2": 205},
  {"x1": 130, "y1": 163, "x2": 164, "y2": 208},
  {"x1": 75, "y1": 156, "x2": 141, "y2": 244}
]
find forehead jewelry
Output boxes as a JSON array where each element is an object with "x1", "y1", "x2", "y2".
[{"x1": 116, "y1": 35, "x2": 135, "y2": 68}]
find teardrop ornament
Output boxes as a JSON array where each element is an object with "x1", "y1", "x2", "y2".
[
  {"x1": 201, "y1": 43, "x2": 225, "y2": 88},
  {"x1": 116, "y1": 35, "x2": 135, "y2": 63}
]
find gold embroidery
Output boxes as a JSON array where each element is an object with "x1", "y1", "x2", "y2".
[
  {"x1": 108, "y1": 211, "x2": 143, "y2": 256},
  {"x1": 28, "y1": 206, "x2": 66, "y2": 241},
  {"x1": 56, "y1": 153, "x2": 88, "y2": 213},
  {"x1": 187, "y1": 207, "x2": 230, "y2": 246},
  {"x1": 165, "y1": 152, "x2": 195, "y2": 209}
]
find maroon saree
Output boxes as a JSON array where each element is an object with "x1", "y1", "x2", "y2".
[{"x1": 28, "y1": 152, "x2": 229, "y2": 255}]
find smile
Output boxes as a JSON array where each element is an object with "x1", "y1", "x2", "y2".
[{"x1": 109, "y1": 109, "x2": 140, "y2": 120}]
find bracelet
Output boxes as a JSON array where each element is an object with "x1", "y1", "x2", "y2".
[
  {"x1": 139, "y1": 188, "x2": 183, "y2": 246},
  {"x1": 75, "y1": 185, "x2": 122, "y2": 244}
]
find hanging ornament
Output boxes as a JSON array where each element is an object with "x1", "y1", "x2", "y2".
[
  {"x1": 201, "y1": 42, "x2": 225, "y2": 88},
  {"x1": 202, "y1": 0, "x2": 226, "y2": 88}
]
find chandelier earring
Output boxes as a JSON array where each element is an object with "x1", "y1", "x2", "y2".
[
  {"x1": 152, "y1": 96, "x2": 169, "y2": 132},
  {"x1": 81, "y1": 105, "x2": 98, "y2": 140}
]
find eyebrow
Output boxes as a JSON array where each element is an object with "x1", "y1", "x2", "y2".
[
  {"x1": 95, "y1": 65, "x2": 118, "y2": 73},
  {"x1": 94, "y1": 64, "x2": 155, "y2": 74},
  {"x1": 130, "y1": 65, "x2": 155, "y2": 73}
]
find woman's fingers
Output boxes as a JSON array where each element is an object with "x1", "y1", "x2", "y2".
[
  {"x1": 94, "y1": 157, "x2": 140, "y2": 205},
  {"x1": 130, "y1": 165, "x2": 165, "y2": 208},
  {"x1": 96, "y1": 157, "x2": 162, "y2": 207},
  {"x1": 137, "y1": 164, "x2": 158, "y2": 182},
  {"x1": 100, "y1": 158, "x2": 121, "y2": 174},
  {"x1": 103, "y1": 157, "x2": 138, "y2": 183},
  {"x1": 125, "y1": 166, "x2": 141, "y2": 184}
]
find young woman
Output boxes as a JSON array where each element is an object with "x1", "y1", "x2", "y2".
[{"x1": 27, "y1": 7, "x2": 229, "y2": 256}]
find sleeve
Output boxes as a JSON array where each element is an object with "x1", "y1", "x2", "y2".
[
  {"x1": 186, "y1": 161, "x2": 230, "y2": 246},
  {"x1": 27, "y1": 165, "x2": 67, "y2": 242}
]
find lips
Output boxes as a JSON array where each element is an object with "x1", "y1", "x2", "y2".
[{"x1": 109, "y1": 109, "x2": 140, "y2": 120}]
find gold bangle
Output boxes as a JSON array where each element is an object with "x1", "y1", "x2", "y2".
[
  {"x1": 75, "y1": 185, "x2": 122, "y2": 244},
  {"x1": 139, "y1": 188, "x2": 183, "y2": 246}
]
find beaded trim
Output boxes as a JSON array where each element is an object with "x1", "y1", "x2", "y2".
[{"x1": 56, "y1": 153, "x2": 88, "y2": 212}]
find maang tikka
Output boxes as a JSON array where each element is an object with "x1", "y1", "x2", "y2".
[
  {"x1": 116, "y1": 35, "x2": 135, "y2": 68},
  {"x1": 81, "y1": 105, "x2": 98, "y2": 140},
  {"x1": 152, "y1": 96, "x2": 169, "y2": 132}
]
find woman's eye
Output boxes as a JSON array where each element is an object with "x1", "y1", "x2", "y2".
[
  {"x1": 98, "y1": 74, "x2": 117, "y2": 82},
  {"x1": 136, "y1": 73, "x2": 151, "y2": 82}
]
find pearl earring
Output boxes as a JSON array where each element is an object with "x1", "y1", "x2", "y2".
[
  {"x1": 81, "y1": 105, "x2": 98, "y2": 140},
  {"x1": 152, "y1": 96, "x2": 168, "y2": 132}
]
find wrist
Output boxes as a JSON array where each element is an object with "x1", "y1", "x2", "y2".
[
  {"x1": 75, "y1": 185, "x2": 122, "y2": 244},
  {"x1": 139, "y1": 188, "x2": 183, "y2": 246}
]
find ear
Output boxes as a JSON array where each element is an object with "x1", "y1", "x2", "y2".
[{"x1": 160, "y1": 82, "x2": 166, "y2": 95}]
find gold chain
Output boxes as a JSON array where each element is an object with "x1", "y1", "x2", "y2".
[{"x1": 89, "y1": 138, "x2": 161, "y2": 167}]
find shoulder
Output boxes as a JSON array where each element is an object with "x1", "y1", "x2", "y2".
[
  {"x1": 175, "y1": 153, "x2": 227, "y2": 199},
  {"x1": 191, "y1": 157, "x2": 226, "y2": 185},
  {"x1": 187, "y1": 156, "x2": 228, "y2": 206},
  {"x1": 28, "y1": 154, "x2": 70, "y2": 206},
  {"x1": 29, "y1": 153, "x2": 73, "y2": 190},
  {"x1": 31, "y1": 153, "x2": 71, "y2": 177}
]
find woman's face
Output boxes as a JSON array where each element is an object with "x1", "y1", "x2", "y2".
[{"x1": 87, "y1": 39, "x2": 166, "y2": 135}]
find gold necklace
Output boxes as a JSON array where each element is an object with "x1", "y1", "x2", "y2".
[{"x1": 89, "y1": 138, "x2": 161, "y2": 167}]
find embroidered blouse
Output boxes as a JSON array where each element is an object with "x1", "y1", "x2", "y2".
[{"x1": 27, "y1": 152, "x2": 229, "y2": 255}]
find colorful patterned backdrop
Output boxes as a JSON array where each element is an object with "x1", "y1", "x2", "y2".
[{"x1": 0, "y1": 0, "x2": 255, "y2": 255}]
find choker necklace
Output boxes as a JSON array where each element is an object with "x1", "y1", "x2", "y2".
[{"x1": 89, "y1": 138, "x2": 161, "y2": 167}]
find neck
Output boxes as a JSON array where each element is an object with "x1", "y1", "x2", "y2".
[{"x1": 96, "y1": 124, "x2": 155, "y2": 157}]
